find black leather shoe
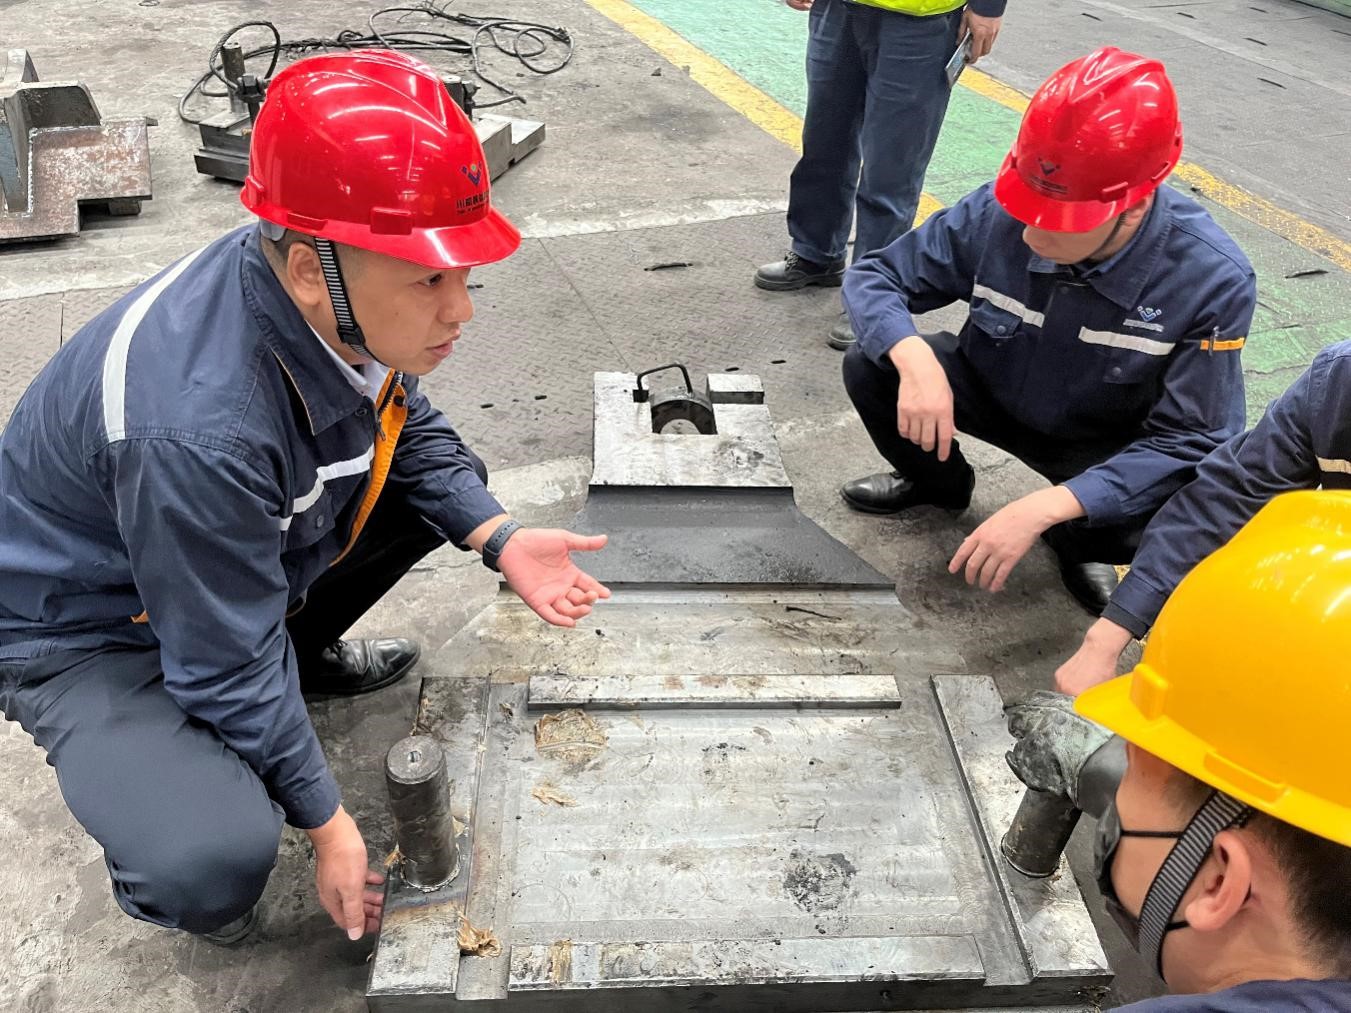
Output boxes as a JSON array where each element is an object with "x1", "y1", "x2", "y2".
[
  {"x1": 198, "y1": 905, "x2": 259, "y2": 947},
  {"x1": 1058, "y1": 561, "x2": 1119, "y2": 616},
  {"x1": 754, "y1": 251, "x2": 846, "y2": 291},
  {"x1": 299, "y1": 638, "x2": 421, "y2": 697},
  {"x1": 827, "y1": 317, "x2": 856, "y2": 350},
  {"x1": 840, "y1": 467, "x2": 975, "y2": 515}
]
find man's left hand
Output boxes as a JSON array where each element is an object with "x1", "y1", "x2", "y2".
[
  {"x1": 960, "y1": 10, "x2": 1002, "y2": 63},
  {"x1": 949, "y1": 499, "x2": 1044, "y2": 591},
  {"x1": 949, "y1": 486, "x2": 1085, "y2": 592},
  {"x1": 499, "y1": 528, "x2": 610, "y2": 627}
]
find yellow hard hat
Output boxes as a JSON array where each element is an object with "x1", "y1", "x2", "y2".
[{"x1": 1076, "y1": 490, "x2": 1351, "y2": 847}]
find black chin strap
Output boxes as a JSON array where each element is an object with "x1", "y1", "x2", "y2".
[
  {"x1": 1084, "y1": 211, "x2": 1129, "y2": 264},
  {"x1": 312, "y1": 237, "x2": 377, "y2": 362}
]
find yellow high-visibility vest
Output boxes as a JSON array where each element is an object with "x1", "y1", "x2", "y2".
[{"x1": 848, "y1": 0, "x2": 967, "y2": 15}]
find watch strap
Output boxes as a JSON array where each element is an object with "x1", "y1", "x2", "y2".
[{"x1": 481, "y1": 519, "x2": 523, "y2": 572}]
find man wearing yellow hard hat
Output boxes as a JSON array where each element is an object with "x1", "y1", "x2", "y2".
[{"x1": 1007, "y1": 491, "x2": 1351, "y2": 1009}]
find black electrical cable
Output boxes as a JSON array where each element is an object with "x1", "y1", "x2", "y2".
[{"x1": 178, "y1": 2, "x2": 573, "y2": 125}]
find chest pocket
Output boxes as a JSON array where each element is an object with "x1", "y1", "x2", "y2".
[
  {"x1": 282, "y1": 488, "x2": 338, "y2": 554},
  {"x1": 1078, "y1": 328, "x2": 1172, "y2": 386},
  {"x1": 968, "y1": 298, "x2": 1032, "y2": 344}
]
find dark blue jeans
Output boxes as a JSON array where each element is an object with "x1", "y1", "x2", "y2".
[{"x1": 788, "y1": 0, "x2": 962, "y2": 266}]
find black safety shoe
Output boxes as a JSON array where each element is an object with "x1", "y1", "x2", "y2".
[
  {"x1": 299, "y1": 638, "x2": 421, "y2": 697},
  {"x1": 827, "y1": 316, "x2": 856, "y2": 350},
  {"x1": 198, "y1": 905, "x2": 259, "y2": 947},
  {"x1": 840, "y1": 467, "x2": 975, "y2": 515},
  {"x1": 754, "y1": 252, "x2": 846, "y2": 291},
  {"x1": 1057, "y1": 561, "x2": 1119, "y2": 617}
]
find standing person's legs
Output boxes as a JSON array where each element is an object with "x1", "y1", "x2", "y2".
[
  {"x1": 784, "y1": 0, "x2": 868, "y2": 268},
  {"x1": 852, "y1": 7, "x2": 963, "y2": 260},
  {"x1": 826, "y1": 6, "x2": 960, "y2": 350},
  {"x1": 0, "y1": 646, "x2": 284, "y2": 934},
  {"x1": 286, "y1": 448, "x2": 489, "y2": 691}
]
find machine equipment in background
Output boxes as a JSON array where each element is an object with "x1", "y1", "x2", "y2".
[{"x1": 186, "y1": 12, "x2": 560, "y2": 185}]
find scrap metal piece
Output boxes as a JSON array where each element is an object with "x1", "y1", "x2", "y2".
[
  {"x1": 476, "y1": 113, "x2": 545, "y2": 181},
  {"x1": 385, "y1": 735, "x2": 459, "y2": 891},
  {"x1": 0, "y1": 48, "x2": 152, "y2": 243}
]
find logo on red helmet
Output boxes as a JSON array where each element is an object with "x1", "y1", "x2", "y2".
[{"x1": 462, "y1": 162, "x2": 483, "y2": 187}]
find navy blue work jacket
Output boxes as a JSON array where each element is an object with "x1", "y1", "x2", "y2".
[
  {"x1": 0, "y1": 226, "x2": 504, "y2": 828},
  {"x1": 844, "y1": 182, "x2": 1255, "y2": 528}
]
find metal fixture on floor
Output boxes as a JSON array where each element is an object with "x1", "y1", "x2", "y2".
[
  {"x1": 0, "y1": 48, "x2": 153, "y2": 243},
  {"x1": 367, "y1": 367, "x2": 1114, "y2": 1011}
]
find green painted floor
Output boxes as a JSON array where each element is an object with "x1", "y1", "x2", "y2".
[{"x1": 625, "y1": 0, "x2": 1351, "y2": 420}]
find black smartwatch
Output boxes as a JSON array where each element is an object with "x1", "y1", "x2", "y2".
[{"x1": 480, "y1": 519, "x2": 523, "y2": 572}]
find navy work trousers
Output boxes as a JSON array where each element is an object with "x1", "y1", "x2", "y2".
[
  {"x1": 0, "y1": 481, "x2": 462, "y2": 933},
  {"x1": 842, "y1": 335, "x2": 1146, "y2": 564},
  {"x1": 788, "y1": 0, "x2": 962, "y2": 266}
]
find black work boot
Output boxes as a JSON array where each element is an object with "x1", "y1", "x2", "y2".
[
  {"x1": 299, "y1": 638, "x2": 421, "y2": 697},
  {"x1": 197, "y1": 905, "x2": 259, "y2": 947},
  {"x1": 1056, "y1": 560, "x2": 1119, "y2": 616},
  {"x1": 827, "y1": 315, "x2": 856, "y2": 350},
  {"x1": 754, "y1": 251, "x2": 846, "y2": 291},
  {"x1": 840, "y1": 467, "x2": 975, "y2": 515}
]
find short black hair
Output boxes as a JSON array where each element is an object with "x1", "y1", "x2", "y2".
[
  {"x1": 259, "y1": 227, "x2": 314, "y2": 270},
  {"x1": 1169, "y1": 770, "x2": 1351, "y2": 976}
]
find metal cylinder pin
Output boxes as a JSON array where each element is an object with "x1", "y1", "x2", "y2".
[
  {"x1": 385, "y1": 735, "x2": 458, "y2": 891},
  {"x1": 1000, "y1": 787, "x2": 1082, "y2": 879}
]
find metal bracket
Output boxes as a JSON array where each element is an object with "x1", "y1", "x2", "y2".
[
  {"x1": 632, "y1": 363, "x2": 719, "y2": 435},
  {"x1": 0, "y1": 48, "x2": 153, "y2": 243}
]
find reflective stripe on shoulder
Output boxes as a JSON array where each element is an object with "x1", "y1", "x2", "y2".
[
  {"x1": 280, "y1": 446, "x2": 376, "y2": 531},
  {"x1": 971, "y1": 284, "x2": 1045, "y2": 328},
  {"x1": 1318, "y1": 457, "x2": 1351, "y2": 475},
  {"x1": 101, "y1": 247, "x2": 209, "y2": 443},
  {"x1": 1200, "y1": 336, "x2": 1246, "y2": 352},
  {"x1": 1077, "y1": 327, "x2": 1172, "y2": 356}
]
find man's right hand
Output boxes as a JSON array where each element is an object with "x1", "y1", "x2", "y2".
[
  {"x1": 308, "y1": 805, "x2": 385, "y2": 940},
  {"x1": 888, "y1": 336, "x2": 956, "y2": 461},
  {"x1": 786, "y1": 0, "x2": 813, "y2": 10},
  {"x1": 1055, "y1": 618, "x2": 1135, "y2": 695}
]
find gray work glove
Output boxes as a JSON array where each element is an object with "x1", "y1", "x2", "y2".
[{"x1": 1005, "y1": 690, "x2": 1124, "y2": 819}]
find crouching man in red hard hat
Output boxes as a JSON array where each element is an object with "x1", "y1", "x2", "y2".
[
  {"x1": 0, "y1": 52, "x2": 607, "y2": 946},
  {"x1": 839, "y1": 48, "x2": 1256, "y2": 615}
]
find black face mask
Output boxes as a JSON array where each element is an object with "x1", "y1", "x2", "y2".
[{"x1": 1093, "y1": 790, "x2": 1254, "y2": 980}]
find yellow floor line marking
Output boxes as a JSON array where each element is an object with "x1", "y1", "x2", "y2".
[
  {"x1": 582, "y1": 0, "x2": 943, "y2": 224},
  {"x1": 588, "y1": 0, "x2": 1348, "y2": 269}
]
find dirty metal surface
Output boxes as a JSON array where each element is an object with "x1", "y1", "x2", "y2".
[
  {"x1": 434, "y1": 589, "x2": 966, "y2": 684},
  {"x1": 591, "y1": 371, "x2": 791, "y2": 488},
  {"x1": 526, "y1": 672, "x2": 903, "y2": 710},
  {"x1": 0, "y1": 50, "x2": 152, "y2": 242},
  {"x1": 576, "y1": 370, "x2": 891, "y2": 587},
  {"x1": 934, "y1": 677, "x2": 1110, "y2": 985},
  {"x1": 368, "y1": 373, "x2": 1112, "y2": 1010}
]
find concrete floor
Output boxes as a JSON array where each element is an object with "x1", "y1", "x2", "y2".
[{"x1": 0, "y1": 0, "x2": 1345, "y2": 1009}]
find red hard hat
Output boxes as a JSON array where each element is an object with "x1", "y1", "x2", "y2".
[
  {"x1": 241, "y1": 50, "x2": 520, "y2": 269},
  {"x1": 994, "y1": 47, "x2": 1182, "y2": 233}
]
